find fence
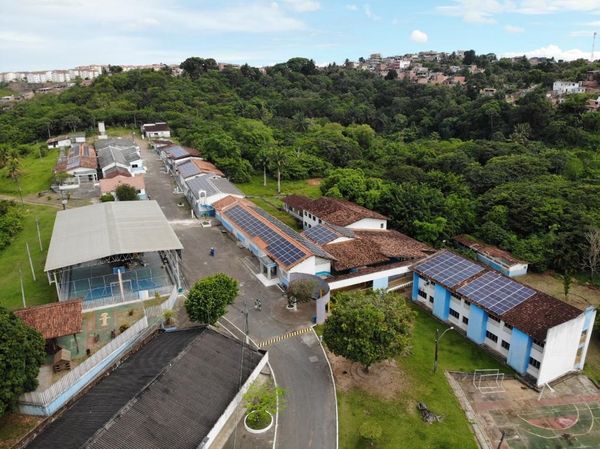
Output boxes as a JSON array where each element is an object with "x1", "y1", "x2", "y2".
[
  {"x1": 81, "y1": 284, "x2": 174, "y2": 312},
  {"x1": 146, "y1": 285, "x2": 180, "y2": 320},
  {"x1": 20, "y1": 316, "x2": 149, "y2": 409}
]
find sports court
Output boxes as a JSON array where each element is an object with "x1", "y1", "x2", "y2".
[{"x1": 450, "y1": 371, "x2": 600, "y2": 449}]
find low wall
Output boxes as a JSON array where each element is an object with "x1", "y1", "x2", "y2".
[{"x1": 289, "y1": 273, "x2": 331, "y2": 324}]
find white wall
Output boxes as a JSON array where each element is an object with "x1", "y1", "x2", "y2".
[
  {"x1": 328, "y1": 265, "x2": 411, "y2": 291},
  {"x1": 314, "y1": 257, "x2": 331, "y2": 275},
  {"x1": 537, "y1": 314, "x2": 584, "y2": 385},
  {"x1": 288, "y1": 256, "x2": 317, "y2": 276},
  {"x1": 346, "y1": 218, "x2": 387, "y2": 230}
]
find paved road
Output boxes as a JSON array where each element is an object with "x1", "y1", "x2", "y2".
[{"x1": 140, "y1": 141, "x2": 337, "y2": 449}]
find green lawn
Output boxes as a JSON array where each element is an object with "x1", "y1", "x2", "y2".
[
  {"x1": 0, "y1": 150, "x2": 58, "y2": 196},
  {"x1": 338, "y1": 304, "x2": 505, "y2": 449},
  {"x1": 237, "y1": 174, "x2": 322, "y2": 230},
  {"x1": 584, "y1": 335, "x2": 600, "y2": 384},
  {"x1": 0, "y1": 204, "x2": 58, "y2": 310},
  {"x1": 0, "y1": 86, "x2": 13, "y2": 97},
  {"x1": 107, "y1": 126, "x2": 139, "y2": 138}
]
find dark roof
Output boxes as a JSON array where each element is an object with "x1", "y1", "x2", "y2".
[
  {"x1": 163, "y1": 145, "x2": 200, "y2": 160},
  {"x1": 27, "y1": 327, "x2": 264, "y2": 449},
  {"x1": 501, "y1": 293, "x2": 582, "y2": 341},
  {"x1": 14, "y1": 300, "x2": 82, "y2": 339},
  {"x1": 142, "y1": 122, "x2": 170, "y2": 132},
  {"x1": 283, "y1": 195, "x2": 314, "y2": 212},
  {"x1": 454, "y1": 234, "x2": 527, "y2": 266},
  {"x1": 302, "y1": 196, "x2": 387, "y2": 226}
]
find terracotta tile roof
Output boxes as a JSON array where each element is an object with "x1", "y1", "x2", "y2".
[
  {"x1": 103, "y1": 166, "x2": 132, "y2": 179},
  {"x1": 329, "y1": 260, "x2": 414, "y2": 282},
  {"x1": 454, "y1": 234, "x2": 526, "y2": 266},
  {"x1": 283, "y1": 195, "x2": 315, "y2": 212},
  {"x1": 191, "y1": 159, "x2": 223, "y2": 176},
  {"x1": 324, "y1": 229, "x2": 431, "y2": 271},
  {"x1": 501, "y1": 293, "x2": 583, "y2": 341},
  {"x1": 302, "y1": 197, "x2": 387, "y2": 226},
  {"x1": 14, "y1": 300, "x2": 83, "y2": 339},
  {"x1": 54, "y1": 144, "x2": 98, "y2": 173},
  {"x1": 99, "y1": 175, "x2": 145, "y2": 194}
]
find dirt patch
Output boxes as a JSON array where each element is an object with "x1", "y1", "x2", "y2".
[
  {"x1": 526, "y1": 415, "x2": 578, "y2": 430},
  {"x1": 518, "y1": 272, "x2": 600, "y2": 309},
  {"x1": 327, "y1": 350, "x2": 408, "y2": 400},
  {"x1": 0, "y1": 413, "x2": 43, "y2": 449},
  {"x1": 306, "y1": 178, "x2": 322, "y2": 186}
]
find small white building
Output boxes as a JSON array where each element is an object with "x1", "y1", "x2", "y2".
[
  {"x1": 54, "y1": 143, "x2": 98, "y2": 189},
  {"x1": 141, "y1": 122, "x2": 171, "y2": 139},
  {"x1": 47, "y1": 135, "x2": 72, "y2": 149},
  {"x1": 96, "y1": 138, "x2": 145, "y2": 178},
  {"x1": 553, "y1": 81, "x2": 585, "y2": 95},
  {"x1": 454, "y1": 235, "x2": 528, "y2": 277}
]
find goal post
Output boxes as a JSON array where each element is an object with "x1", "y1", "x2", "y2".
[{"x1": 473, "y1": 369, "x2": 505, "y2": 394}]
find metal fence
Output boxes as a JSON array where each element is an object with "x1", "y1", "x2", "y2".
[
  {"x1": 20, "y1": 316, "x2": 149, "y2": 407},
  {"x1": 81, "y1": 285, "x2": 174, "y2": 312}
]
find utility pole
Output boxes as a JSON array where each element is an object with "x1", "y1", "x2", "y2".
[
  {"x1": 26, "y1": 242, "x2": 36, "y2": 281},
  {"x1": 593, "y1": 32, "x2": 597, "y2": 62},
  {"x1": 19, "y1": 268, "x2": 26, "y2": 308},
  {"x1": 35, "y1": 217, "x2": 43, "y2": 251},
  {"x1": 433, "y1": 327, "x2": 454, "y2": 374}
]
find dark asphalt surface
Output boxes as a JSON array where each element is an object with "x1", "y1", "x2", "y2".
[{"x1": 141, "y1": 141, "x2": 337, "y2": 449}]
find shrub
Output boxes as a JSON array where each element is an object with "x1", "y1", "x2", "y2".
[
  {"x1": 359, "y1": 421, "x2": 383, "y2": 446},
  {"x1": 119, "y1": 323, "x2": 129, "y2": 333},
  {"x1": 100, "y1": 193, "x2": 115, "y2": 202},
  {"x1": 244, "y1": 383, "x2": 285, "y2": 428}
]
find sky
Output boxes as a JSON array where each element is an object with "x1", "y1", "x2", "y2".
[{"x1": 1, "y1": 0, "x2": 600, "y2": 72}]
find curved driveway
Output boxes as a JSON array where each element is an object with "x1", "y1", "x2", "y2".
[{"x1": 140, "y1": 141, "x2": 337, "y2": 449}]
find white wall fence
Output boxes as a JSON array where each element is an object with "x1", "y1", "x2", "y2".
[
  {"x1": 146, "y1": 286, "x2": 180, "y2": 319},
  {"x1": 81, "y1": 285, "x2": 175, "y2": 312},
  {"x1": 19, "y1": 316, "x2": 150, "y2": 414}
]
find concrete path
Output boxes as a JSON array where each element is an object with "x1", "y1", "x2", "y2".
[{"x1": 140, "y1": 141, "x2": 337, "y2": 449}]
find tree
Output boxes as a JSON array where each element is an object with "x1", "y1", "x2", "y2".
[
  {"x1": 583, "y1": 228, "x2": 600, "y2": 282},
  {"x1": 268, "y1": 147, "x2": 290, "y2": 194},
  {"x1": 184, "y1": 273, "x2": 239, "y2": 324},
  {"x1": 6, "y1": 155, "x2": 22, "y2": 204},
  {"x1": 115, "y1": 184, "x2": 139, "y2": 201},
  {"x1": 0, "y1": 308, "x2": 46, "y2": 416},
  {"x1": 243, "y1": 382, "x2": 285, "y2": 428},
  {"x1": 323, "y1": 291, "x2": 415, "y2": 371},
  {"x1": 562, "y1": 271, "x2": 572, "y2": 300},
  {"x1": 384, "y1": 69, "x2": 398, "y2": 80},
  {"x1": 255, "y1": 148, "x2": 270, "y2": 187},
  {"x1": 180, "y1": 57, "x2": 218, "y2": 79}
]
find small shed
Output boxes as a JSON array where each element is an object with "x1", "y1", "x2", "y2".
[{"x1": 453, "y1": 235, "x2": 528, "y2": 277}]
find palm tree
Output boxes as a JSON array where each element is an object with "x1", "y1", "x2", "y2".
[
  {"x1": 256, "y1": 148, "x2": 270, "y2": 187},
  {"x1": 268, "y1": 147, "x2": 290, "y2": 194},
  {"x1": 6, "y1": 155, "x2": 23, "y2": 204}
]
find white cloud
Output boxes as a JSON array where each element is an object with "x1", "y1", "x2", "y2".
[
  {"x1": 282, "y1": 0, "x2": 320, "y2": 12},
  {"x1": 410, "y1": 29, "x2": 429, "y2": 44},
  {"x1": 504, "y1": 44, "x2": 596, "y2": 61},
  {"x1": 363, "y1": 4, "x2": 381, "y2": 20},
  {"x1": 438, "y1": 0, "x2": 600, "y2": 23},
  {"x1": 346, "y1": 4, "x2": 358, "y2": 11},
  {"x1": 504, "y1": 24, "x2": 524, "y2": 33}
]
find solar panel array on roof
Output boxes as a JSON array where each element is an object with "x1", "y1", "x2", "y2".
[
  {"x1": 166, "y1": 146, "x2": 191, "y2": 159},
  {"x1": 457, "y1": 271, "x2": 535, "y2": 315},
  {"x1": 416, "y1": 251, "x2": 484, "y2": 287},
  {"x1": 303, "y1": 225, "x2": 339, "y2": 244},
  {"x1": 177, "y1": 161, "x2": 200, "y2": 179},
  {"x1": 226, "y1": 205, "x2": 306, "y2": 266}
]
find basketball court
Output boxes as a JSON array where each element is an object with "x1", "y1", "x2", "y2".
[{"x1": 449, "y1": 372, "x2": 600, "y2": 449}]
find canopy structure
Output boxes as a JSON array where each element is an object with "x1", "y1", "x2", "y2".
[{"x1": 45, "y1": 201, "x2": 183, "y2": 272}]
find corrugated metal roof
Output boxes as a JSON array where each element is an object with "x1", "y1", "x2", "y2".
[
  {"x1": 185, "y1": 174, "x2": 243, "y2": 200},
  {"x1": 44, "y1": 201, "x2": 183, "y2": 271}
]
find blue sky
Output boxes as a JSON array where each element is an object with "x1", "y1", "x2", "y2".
[{"x1": 1, "y1": 0, "x2": 600, "y2": 71}]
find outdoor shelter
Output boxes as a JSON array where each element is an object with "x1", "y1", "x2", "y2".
[
  {"x1": 14, "y1": 300, "x2": 83, "y2": 353},
  {"x1": 44, "y1": 201, "x2": 183, "y2": 306}
]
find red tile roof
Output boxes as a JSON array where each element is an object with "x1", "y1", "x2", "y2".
[
  {"x1": 454, "y1": 234, "x2": 526, "y2": 266},
  {"x1": 301, "y1": 196, "x2": 388, "y2": 226},
  {"x1": 14, "y1": 300, "x2": 83, "y2": 339},
  {"x1": 325, "y1": 238, "x2": 389, "y2": 271},
  {"x1": 501, "y1": 293, "x2": 582, "y2": 341},
  {"x1": 54, "y1": 144, "x2": 97, "y2": 173},
  {"x1": 103, "y1": 166, "x2": 132, "y2": 179},
  {"x1": 283, "y1": 195, "x2": 315, "y2": 212},
  {"x1": 99, "y1": 175, "x2": 145, "y2": 194}
]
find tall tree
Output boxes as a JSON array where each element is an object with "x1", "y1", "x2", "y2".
[
  {"x1": 583, "y1": 228, "x2": 600, "y2": 282},
  {"x1": 268, "y1": 147, "x2": 290, "y2": 194},
  {"x1": 184, "y1": 273, "x2": 238, "y2": 325},
  {"x1": 0, "y1": 308, "x2": 46, "y2": 416},
  {"x1": 6, "y1": 155, "x2": 22, "y2": 204},
  {"x1": 115, "y1": 184, "x2": 139, "y2": 201},
  {"x1": 323, "y1": 291, "x2": 415, "y2": 372}
]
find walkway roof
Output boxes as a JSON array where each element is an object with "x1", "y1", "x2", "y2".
[{"x1": 44, "y1": 201, "x2": 183, "y2": 272}]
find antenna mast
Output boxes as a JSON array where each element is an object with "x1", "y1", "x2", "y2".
[{"x1": 593, "y1": 32, "x2": 597, "y2": 61}]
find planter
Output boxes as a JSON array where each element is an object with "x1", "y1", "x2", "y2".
[{"x1": 244, "y1": 411, "x2": 273, "y2": 434}]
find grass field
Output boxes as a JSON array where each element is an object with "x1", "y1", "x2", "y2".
[
  {"x1": 338, "y1": 303, "x2": 505, "y2": 449},
  {"x1": 0, "y1": 150, "x2": 58, "y2": 196},
  {"x1": 0, "y1": 204, "x2": 58, "y2": 310},
  {"x1": 0, "y1": 413, "x2": 41, "y2": 449},
  {"x1": 0, "y1": 86, "x2": 13, "y2": 97},
  {"x1": 518, "y1": 272, "x2": 600, "y2": 309},
  {"x1": 237, "y1": 174, "x2": 321, "y2": 230},
  {"x1": 106, "y1": 126, "x2": 139, "y2": 138}
]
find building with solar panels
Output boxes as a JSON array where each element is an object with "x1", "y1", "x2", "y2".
[
  {"x1": 411, "y1": 250, "x2": 596, "y2": 386},
  {"x1": 184, "y1": 173, "x2": 244, "y2": 217},
  {"x1": 53, "y1": 143, "x2": 98, "y2": 190},
  {"x1": 159, "y1": 145, "x2": 200, "y2": 174},
  {"x1": 213, "y1": 196, "x2": 335, "y2": 287}
]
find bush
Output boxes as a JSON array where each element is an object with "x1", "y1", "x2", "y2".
[
  {"x1": 287, "y1": 279, "x2": 318, "y2": 303},
  {"x1": 163, "y1": 309, "x2": 174, "y2": 326},
  {"x1": 100, "y1": 193, "x2": 115, "y2": 202},
  {"x1": 359, "y1": 421, "x2": 382, "y2": 446},
  {"x1": 115, "y1": 184, "x2": 139, "y2": 201},
  {"x1": 244, "y1": 383, "x2": 285, "y2": 428},
  {"x1": 119, "y1": 323, "x2": 129, "y2": 333},
  {"x1": 184, "y1": 273, "x2": 238, "y2": 324}
]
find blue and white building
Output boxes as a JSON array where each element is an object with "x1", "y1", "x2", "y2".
[
  {"x1": 184, "y1": 174, "x2": 244, "y2": 217},
  {"x1": 411, "y1": 250, "x2": 596, "y2": 386}
]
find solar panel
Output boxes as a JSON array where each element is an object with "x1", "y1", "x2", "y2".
[
  {"x1": 457, "y1": 271, "x2": 535, "y2": 315},
  {"x1": 303, "y1": 225, "x2": 338, "y2": 244},
  {"x1": 226, "y1": 206, "x2": 307, "y2": 266},
  {"x1": 416, "y1": 251, "x2": 484, "y2": 288}
]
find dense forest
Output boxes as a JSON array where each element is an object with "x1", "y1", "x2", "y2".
[{"x1": 2, "y1": 55, "x2": 600, "y2": 275}]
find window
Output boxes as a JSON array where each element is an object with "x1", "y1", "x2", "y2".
[
  {"x1": 501, "y1": 340, "x2": 510, "y2": 350},
  {"x1": 462, "y1": 316, "x2": 469, "y2": 325},
  {"x1": 380, "y1": 223, "x2": 384, "y2": 228},
  {"x1": 429, "y1": 296, "x2": 434, "y2": 304},
  {"x1": 418, "y1": 290, "x2": 427, "y2": 299},
  {"x1": 464, "y1": 299, "x2": 471, "y2": 306},
  {"x1": 532, "y1": 339, "x2": 545, "y2": 348},
  {"x1": 308, "y1": 224, "x2": 312, "y2": 228},
  {"x1": 505, "y1": 323, "x2": 513, "y2": 330},
  {"x1": 489, "y1": 314, "x2": 501, "y2": 323},
  {"x1": 529, "y1": 357, "x2": 541, "y2": 369},
  {"x1": 318, "y1": 219, "x2": 322, "y2": 224},
  {"x1": 485, "y1": 331, "x2": 498, "y2": 343},
  {"x1": 449, "y1": 308, "x2": 460, "y2": 319}
]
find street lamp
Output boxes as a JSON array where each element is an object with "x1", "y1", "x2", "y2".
[{"x1": 433, "y1": 326, "x2": 454, "y2": 374}]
